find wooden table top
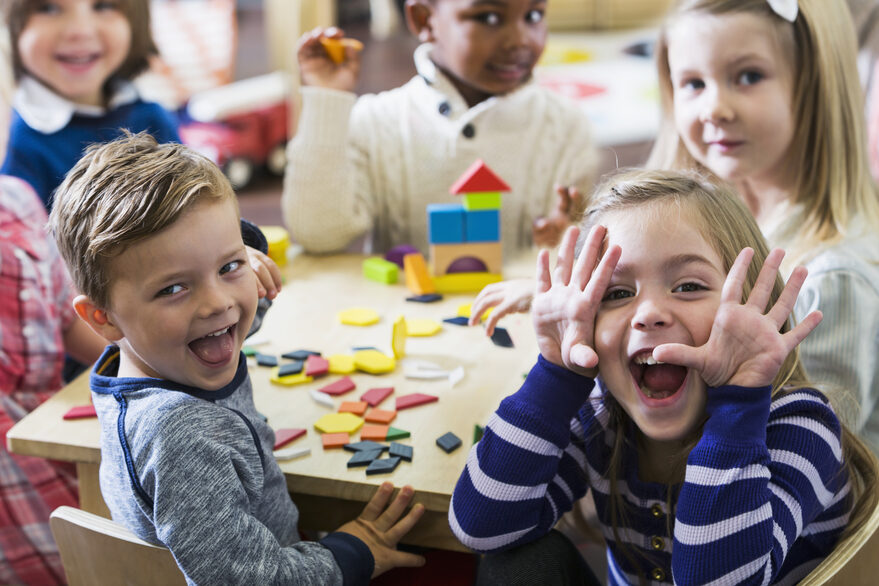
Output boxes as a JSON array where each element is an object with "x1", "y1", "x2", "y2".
[{"x1": 7, "y1": 252, "x2": 541, "y2": 548}]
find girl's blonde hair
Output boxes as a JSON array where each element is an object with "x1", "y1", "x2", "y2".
[
  {"x1": 579, "y1": 169, "x2": 878, "y2": 581},
  {"x1": 3, "y1": 0, "x2": 157, "y2": 92},
  {"x1": 648, "y1": 0, "x2": 879, "y2": 264}
]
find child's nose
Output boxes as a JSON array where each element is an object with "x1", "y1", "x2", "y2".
[
  {"x1": 64, "y1": 5, "x2": 98, "y2": 37},
  {"x1": 699, "y1": 86, "x2": 735, "y2": 124},
  {"x1": 630, "y1": 298, "x2": 672, "y2": 330},
  {"x1": 198, "y1": 285, "x2": 234, "y2": 318}
]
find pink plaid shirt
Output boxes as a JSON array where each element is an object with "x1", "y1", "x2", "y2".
[{"x1": 0, "y1": 176, "x2": 78, "y2": 585}]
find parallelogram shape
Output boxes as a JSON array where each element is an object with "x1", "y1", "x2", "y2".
[
  {"x1": 366, "y1": 456, "x2": 401, "y2": 475},
  {"x1": 273, "y1": 428, "x2": 307, "y2": 449},
  {"x1": 395, "y1": 393, "x2": 438, "y2": 410}
]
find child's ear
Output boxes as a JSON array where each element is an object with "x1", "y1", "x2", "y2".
[
  {"x1": 73, "y1": 295, "x2": 123, "y2": 342},
  {"x1": 405, "y1": 0, "x2": 435, "y2": 43}
]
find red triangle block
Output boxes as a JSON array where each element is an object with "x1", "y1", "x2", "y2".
[
  {"x1": 63, "y1": 404, "x2": 97, "y2": 420},
  {"x1": 319, "y1": 376, "x2": 356, "y2": 395},
  {"x1": 305, "y1": 354, "x2": 330, "y2": 376},
  {"x1": 449, "y1": 159, "x2": 510, "y2": 194},
  {"x1": 395, "y1": 393, "x2": 438, "y2": 410},
  {"x1": 361, "y1": 386, "x2": 394, "y2": 406},
  {"x1": 273, "y1": 428, "x2": 306, "y2": 449}
]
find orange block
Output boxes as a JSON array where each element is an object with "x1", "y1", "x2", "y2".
[
  {"x1": 361, "y1": 424, "x2": 390, "y2": 441},
  {"x1": 403, "y1": 253, "x2": 435, "y2": 295},
  {"x1": 339, "y1": 401, "x2": 368, "y2": 416},
  {"x1": 321, "y1": 432, "x2": 350, "y2": 449},
  {"x1": 365, "y1": 409, "x2": 397, "y2": 424}
]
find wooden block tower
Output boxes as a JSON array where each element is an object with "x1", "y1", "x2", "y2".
[{"x1": 426, "y1": 160, "x2": 510, "y2": 293}]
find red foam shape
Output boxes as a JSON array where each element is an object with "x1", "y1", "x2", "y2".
[
  {"x1": 319, "y1": 376, "x2": 356, "y2": 395},
  {"x1": 449, "y1": 159, "x2": 510, "y2": 194},
  {"x1": 273, "y1": 428, "x2": 306, "y2": 449},
  {"x1": 395, "y1": 393, "x2": 438, "y2": 410},
  {"x1": 361, "y1": 386, "x2": 394, "y2": 406},
  {"x1": 63, "y1": 404, "x2": 97, "y2": 420},
  {"x1": 305, "y1": 354, "x2": 330, "y2": 376}
]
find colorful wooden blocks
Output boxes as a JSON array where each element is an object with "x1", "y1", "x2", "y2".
[
  {"x1": 362, "y1": 257, "x2": 399, "y2": 284},
  {"x1": 395, "y1": 393, "x2": 438, "y2": 410},
  {"x1": 314, "y1": 412, "x2": 363, "y2": 434},
  {"x1": 403, "y1": 252, "x2": 435, "y2": 295},
  {"x1": 361, "y1": 387, "x2": 394, "y2": 407}
]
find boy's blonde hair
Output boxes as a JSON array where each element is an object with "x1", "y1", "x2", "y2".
[
  {"x1": 648, "y1": 0, "x2": 879, "y2": 264},
  {"x1": 3, "y1": 0, "x2": 156, "y2": 86},
  {"x1": 580, "y1": 169, "x2": 878, "y2": 579},
  {"x1": 49, "y1": 132, "x2": 236, "y2": 310}
]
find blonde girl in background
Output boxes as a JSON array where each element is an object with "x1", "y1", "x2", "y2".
[{"x1": 450, "y1": 170, "x2": 878, "y2": 585}]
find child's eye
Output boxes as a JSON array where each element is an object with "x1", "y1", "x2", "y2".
[
  {"x1": 602, "y1": 289, "x2": 633, "y2": 302},
  {"x1": 220, "y1": 260, "x2": 243, "y2": 275},
  {"x1": 525, "y1": 9, "x2": 544, "y2": 24},
  {"x1": 93, "y1": 0, "x2": 119, "y2": 10},
  {"x1": 737, "y1": 70, "x2": 763, "y2": 86},
  {"x1": 157, "y1": 284, "x2": 184, "y2": 297},
  {"x1": 476, "y1": 12, "x2": 502, "y2": 26},
  {"x1": 682, "y1": 78, "x2": 705, "y2": 92},
  {"x1": 673, "y1": 282, "x2": 705, "y2": 293},
  {"x1": 35, "y1": 2, "x2": 60, "y2": 14}
]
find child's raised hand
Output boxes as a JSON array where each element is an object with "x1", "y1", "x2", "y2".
[
  {"x1": 245, "y1": 246, "x2": 282, "y2": 300},
  {"x1": 532, "y1": 225, "x2": 621, "y2": 376},
  {"x1": 532, "y1": 185, "x2": 582, "y2": 248},
  {"x1": 469, "y1": 278, "x2": 535, "y2": 336},
  {"x1": 335, "y1": 482, "x2": 426, "y2": 577},
  {"x1": 654, "y1": 248, "x2": 823, "y2": 388},
  {"x1": 297, "y1": 27, "x2": 362, "y2": 92}
]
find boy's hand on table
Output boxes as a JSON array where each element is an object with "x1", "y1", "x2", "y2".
[
  {"x1": 470, "y1": 278, "x2": 535, "y2": 336},
  {"x1": 532, "y1": 185, "x2": 582, "y2": 248},
  {"x1": 297, "y1": 27, "x2": 362, "y2": 92},
  {"x1": 245, "y1": 246, "x2": 282, "y2": 300},
  {"x1": 336, "y1": 482, "x2": 426, "y2": 578}
]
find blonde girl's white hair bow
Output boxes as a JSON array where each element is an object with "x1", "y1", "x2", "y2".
[{"x1": 767, "y1": 0, "x2": 798, "y2": 22}]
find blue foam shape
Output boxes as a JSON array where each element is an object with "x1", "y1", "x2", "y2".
[
  {"x1": 427, "y1": 203, "x2": 465, "y2": 244},
  {"x1": 464, "y1": 209, "x2": 500, "y2": 242}
]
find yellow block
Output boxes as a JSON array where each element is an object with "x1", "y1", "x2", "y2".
[
  {"x1": 391, "y1": 315, "x2": 407, "y2": 359},
  {"x1": 353, "y1": 349, "x2": 396, "y2": 374},
  {"x1": 337, "y1": 307, "x2": 380, "y2": 326},
  {"x1": 319, "y1": 37, "x2": 364, "y2": 64},
  {"x1": 433, "y1": 273, "x2": 502, "y2": 294},
  {"x1": 328, "y1": 354, "x2": 356, "y2": 375},
  {"x1": 405, "y1": 318, "x2": 442, "y2": 337},
  {"x1": 404, "y1": 253, "x2": 436, "y2": 295},
  {"x1": 314, "y1": 412, "x2": 364, "y2": 434},
  {"x1": 260, "y1": 225, "x2": 290, "y2": 267},
  {"x1": 269, "y1": 369, "x2": 313, "y2": 386},
  {"x1": 456, "y1": 303, "x2": 492, "y2": 322}
]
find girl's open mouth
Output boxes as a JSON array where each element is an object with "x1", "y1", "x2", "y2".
[{"x1": 629, "y1": 353, "x2": 688, "y2": 402}]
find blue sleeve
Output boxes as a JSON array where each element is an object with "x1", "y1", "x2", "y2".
[
  {"x1": 449, "y1": 355, "x2": 594, "y2": 553},
  {"x1": 319, "y1": 533, "x2": 374, "y2": 586}
]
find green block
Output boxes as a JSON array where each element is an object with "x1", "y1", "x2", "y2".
[
  {"x1": 386, "y1": 426, "x2": 410, "y2": 440},
  {"x1": 462, "y1": 192, "x2": 501, "y2": 211},
  {"x1": 242, "y1": 346, "x2": 258, "y2": 356},
  {"x1": 362, "y1": 257, "x2": 399, "y2": 284},
  {"x1": 473, "y1": 424, "x2": 485, "y2": 445}
]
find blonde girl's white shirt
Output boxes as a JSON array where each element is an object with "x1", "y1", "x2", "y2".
[
  {"x1": 766, "y1": 204, "x2": 879, "y2": 453},
  {"x1": 282, "y1": 43, "x2": 597, "y2": 256}
]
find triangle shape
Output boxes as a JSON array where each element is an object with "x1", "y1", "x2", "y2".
[{"x1": 449, "y1": 159, "x2": 511, "y2": 194}]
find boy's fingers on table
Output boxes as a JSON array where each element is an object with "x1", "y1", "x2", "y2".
[
  {"x1": 375, "y1": 485, "x2": 416, "y2": 530},
  {"x1": 382, "y1": 502, "x2": 425, "y2": 544},
  {"x1": 359, "y1": 482, "x2": 395, "y2": 522}
]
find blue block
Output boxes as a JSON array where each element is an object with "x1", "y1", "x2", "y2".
[
  {"x1": 427, "y1": 203, "x2": 465, "y2": 244},
  {"x1": 464, "y1": 209, "x2": 500, "y2": 242}
]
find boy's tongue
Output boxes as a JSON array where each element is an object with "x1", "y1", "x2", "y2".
[
  {"x1": 189, "y1": 330, "x2": 234, "y2": 364},
  {"x1": 642, "y1": 364, "x2": 687, "y2": 397}
]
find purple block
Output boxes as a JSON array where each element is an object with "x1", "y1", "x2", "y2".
[
  {"x1": 447, "y1": 256, "x2": 488, "y2": 273},
  {"x1": 385, "y1": 244, "x2": 420, "y2": 268}
]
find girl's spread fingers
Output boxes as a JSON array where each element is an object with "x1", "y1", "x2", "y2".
[
  {"x1": 784, "y1": 310, "x2": 823, "y2": 350},
  {"x1": 747, "y1": 248, "x2": 785, "y2": 312},
  {"x1": 553, "y1": 226, "x2": 579, "y2": 286},
  {"x1": 583, "y1": 243, "x2": 620, "y2": 304},
  {"x1": 766, "y1": 265, "x2": 808, "y2": 326},
  {"x1": 535, "y1": 249, "x2": 552, "y2": 294},
  {"x1": 653, "y1": 342, "x2": 700, "y2": 372},
  {"x1": 721, "y1": 248, "x2": 754, "y2": 304},
  {"x1": 572, "y1": 224, "x2": 603, "y2": 290},
  {"x1": 570, "y1": 343, "x2": 599, "y2": 369}
]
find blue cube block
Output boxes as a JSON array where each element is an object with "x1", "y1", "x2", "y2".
[
  {"x1": 464, "y1": 209, "x2": 500, "y2": 242},
  {"x1": 427, "y1": 204, "x2": 465, "y2": 244}
]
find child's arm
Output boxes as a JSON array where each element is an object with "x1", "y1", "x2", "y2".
[{"x1": 468, "y1": 278, "x2": 535, "y2": 336}]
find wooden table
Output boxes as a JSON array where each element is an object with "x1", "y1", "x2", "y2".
[{"x1": 7, "y1": 253, "x2": 540, "y2": 552}]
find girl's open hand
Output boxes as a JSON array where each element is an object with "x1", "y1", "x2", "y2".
[
  {"x1": 654, "y1": 248, "x2": 822, "y2": 388},
  {"x1": 532, "y1": 225, "x2": 621, "y2": 376},
  {"x1": 297, "y1": 27, "x2": 362, "y2": 91},
  {"x1": 469, "y1": 278, "x2": 535, "y2": 336}
]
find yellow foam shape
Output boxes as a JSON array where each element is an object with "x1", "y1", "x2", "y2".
[
  {"x1": 456, "y1": 303, "x2": 493, "y2": 322},
  {"x1": 405, "y1": 318, "x2": 442, "y2": 337},
  {"x1": 328, "y1": 354, "x2": 356, "y2": 374},
  {"x1": 433, "y1": 273, "x2": 502, "y2": 294},
  {"x1": 319, "y1": 37, "x2": 364, "y2": 64},
  {"x1": 337, "y1": 307, "x2": 380, "y2": 326},
  {"x1": 353, "y1": 349, "x2": 396, "y2": 374},
  {"x1": 314, "y1": 412, "x2": 364, "y2": 434},
  {"x1": 260, "y1": 225, "x2": 290, "y2": 266},
  {"x1": 392, "y1": 315, "x2": 406, "y2": 359},
  {"x1": 270, "y1": 369, "x2": 313, "y2": 386}
]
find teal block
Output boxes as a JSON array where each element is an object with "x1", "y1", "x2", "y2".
[
  {"x1": 427, "y1": 203, "x2": 465, "y2": 243},
  {"x1": 362, "y1": 257, "x2": 398, "y2": 284},
  {"x1": 464, "y1": 209, "x2": 500, "y2": 242}
]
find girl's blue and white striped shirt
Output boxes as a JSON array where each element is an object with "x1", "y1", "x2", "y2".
[{"x1": 449, "y1": 356, "x2": 852, "y2": 585}]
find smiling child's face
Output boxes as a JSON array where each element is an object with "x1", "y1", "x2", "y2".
[
  {"x1": 18, "y1": 0, "x2": 131, "y2": 106},
  {"x1": 594, "y1": 203, "x2": 727, "y2": 444},
  {"x1": 418, "y1": 0, "x2": 548, "y2": 107},
  {"x1": 103, "y1": 197, "x2": 258, "y2": 391}
]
